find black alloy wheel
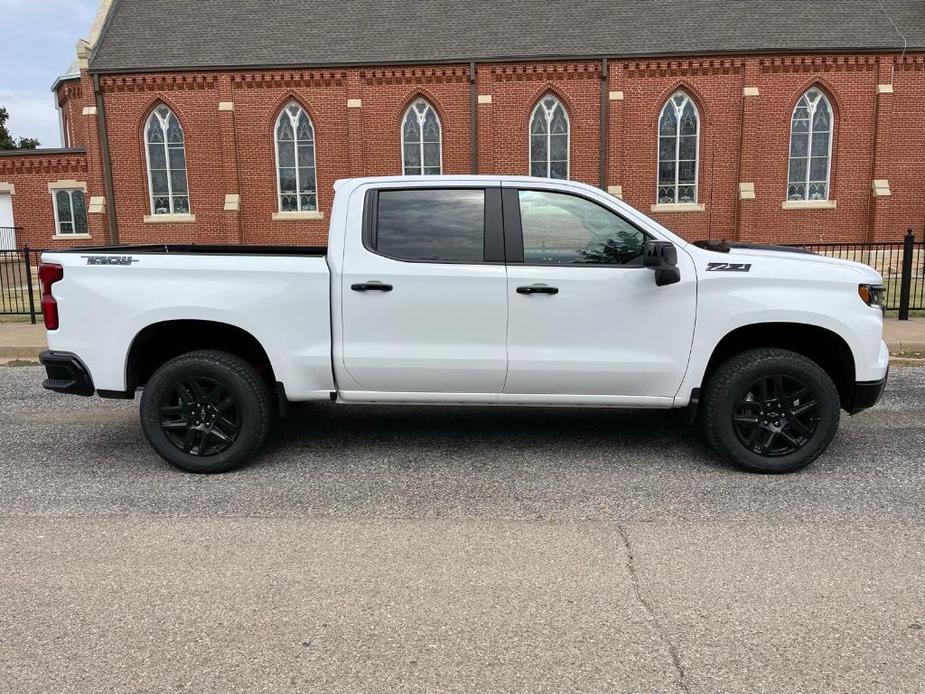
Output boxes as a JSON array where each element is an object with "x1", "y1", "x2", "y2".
[
  {"x1": 732, "y1": 374, "x2": 820, "y2": 457},
  {"x1": 159, "y1": 376, "x2": 241, "y2": 457},
  {"x1": 140, "y1": 350, "x2": 273, "y2": 473}
]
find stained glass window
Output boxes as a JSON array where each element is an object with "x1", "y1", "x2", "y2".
[
  {"x1": 402, "y1": 99, "x2": 442, "y2": 175},
  {"x1": 657, "y1": 91, "x2": 699, "y2": 204},
  {"x1": 275, "y1": 101, "x2": 318, "y2": 212},
  {"x1": 529, "y1": 95, "x2": 569, "y2": 179},
  {"x1": 787, "y1": 88, "x2": 833, "y2": 201},
  {"x1": 53, "y1": 189, "x2": 87, "y2": 235},
  {"x1": 145, "y1": 106, "x2": 190, "y2": 214}
]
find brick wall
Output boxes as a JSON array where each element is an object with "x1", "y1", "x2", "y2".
[{"x1": 3, "y1": 52, "x2": 924, "y2": 249}]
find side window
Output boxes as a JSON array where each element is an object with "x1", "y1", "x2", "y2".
[
  {"x1": 374, "y1": 189, "x2": 485, "y2": 262},
  {"x1": 518, "y1": 190, "x2": 647, "y2": 266}
]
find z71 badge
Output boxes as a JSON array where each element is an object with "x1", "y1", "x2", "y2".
[
  {"x1": 82, "y1": 255, "x2": 139, "y2": 266},
  {"x1": 706, "y1": 262, "x2": 751, "y2": 272}
]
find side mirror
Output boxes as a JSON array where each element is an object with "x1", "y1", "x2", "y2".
[{"x1": 644, "y1": 240, "x2": 681, "y2": 287}]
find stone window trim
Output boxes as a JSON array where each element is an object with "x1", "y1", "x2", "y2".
[
  {"x1": 143, "y1": 213, "x2": 197, "y2": 223},
  {"x1": 272, "y1": 211, "x2": 325, "y2": 221},
  {"x1": 0, "y1": 182, "x2": 16, "y2": 195},
  {"x1": 47, "y1": 180, "x2": 87, "y2": 194}
]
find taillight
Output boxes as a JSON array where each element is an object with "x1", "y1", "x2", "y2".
[{"x1": 39, "y1": 263, "x2": 64, "y2": 330}]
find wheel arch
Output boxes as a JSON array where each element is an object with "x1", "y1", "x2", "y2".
[
  {"x1": 125, "y1": 319, "x2": 278, "y2": 391},
  {"x1": 702, "y1": 322, "x2": 856, "y2": 408}
]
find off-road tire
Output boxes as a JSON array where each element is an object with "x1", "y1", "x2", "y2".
[
  {"x1": 701, "y1": 348, "x2": 840, "y2": 474},
  {"x1": 140, "y1": 350, "x2": 272, "y2": 473}
]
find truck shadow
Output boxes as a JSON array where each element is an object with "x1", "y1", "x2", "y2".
[{"x1": 260, "y1": 401, "x2": 730, "y2": 473}]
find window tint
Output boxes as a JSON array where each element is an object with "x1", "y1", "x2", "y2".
[
  {"x1": 518, "y1": 190, "x2": 647, "y2": 266},
  {"x1": 375, "y1": 189, "x2": 485, "y2": 262}
]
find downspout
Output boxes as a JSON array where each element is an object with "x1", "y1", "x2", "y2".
[
  {"x1": 599, "y1": 58, "x2": 608, "y2": 190},
  {"x1": 92, "y1": 73, "x2": 119, "y2": 244},
  {"x1": 469, "y1": 61, "x2": 478, "y2": 174}
]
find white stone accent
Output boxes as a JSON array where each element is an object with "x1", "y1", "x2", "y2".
[
  {"x1": 871, "y1": 179, "x2": 892, "y2": 197},
  {"x1": 606, "y1": 185, "x2": 623, "y2": 198},
  {"x1": 781, "y1": 200, "x2": 837, "y2": 210},
  {"x1": 81, "y1": 106, "x2": 97, "y2": 116},
  {"x1": 608, "y1": 90, "x2": 624, "y2": 101},
  {"x1": 0, "y1": 182, "x2": 15, "y2": 195},
  {"x1": 477, "y1": 94, "x2": 493, "y2": 104},
  {"x1": 47, "y1": 180, "x2": 87, "y2": 193},
  {"x1": 346, "y1": 99, "x2": 363, "y2": 109},
  {"x1": 272, "y1": 211, "x2": 324, "y2": 221},
  {"x1": 738, "y1": 182, "x2": 756, "y2": 200},
  {"x1": 218, "y1": 101, "x2": 235, "y2": 111},
  {"x1": 650, "y1": 202, "x2": 706, "y2": 213},
  {"x1": 87, "y1": 196, "x2": 106, "y2": 214},
  {"x1": 877, "y1": 83, "x2": 894, "y2": 94},
  {"x1": 224, "y1": 194, "x2": 241, "y2": 211},
  {"x1": 742, "y1": 86, "x2": 760, "y2": 97},
  {"x1": 143, "y1": 213, "x2": 197, "y2": 223}
]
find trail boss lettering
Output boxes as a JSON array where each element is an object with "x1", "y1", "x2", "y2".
[{"x1": 82, "y1": 256, "x2": 140, "y2": 266}]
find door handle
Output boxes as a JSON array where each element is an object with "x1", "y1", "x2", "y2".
[
  {"x1": 351, "y1": 281, "x2": 393, "y2": 292},
  {"x1": 516, "y1": 284, "x2": 559, "y2": 295}
]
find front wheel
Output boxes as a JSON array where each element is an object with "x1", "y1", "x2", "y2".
[
  {"x1": 701, "y1": 348, "x2": 840, "y2": 474},
  {"x1": 140, "y1": 350, "x2": 273, "y2": 473}
]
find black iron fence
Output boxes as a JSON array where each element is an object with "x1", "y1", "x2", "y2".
[
  {"x1": 0, "y1": 246, "x2": 43, "y2": 323},
  {"x1": 0, "y1": 231, "x2": 922, "y2": 323},
  {"x1": 787, "y1": 230, "x2": 924, "y2": 318}
]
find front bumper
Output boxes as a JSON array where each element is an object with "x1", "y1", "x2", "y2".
[
  {"x1": 39, "y1": 351, "x2": 95, "y2": 396},
  {"x1": 847, "y1": 367, "x2": 888, "y2": 414}
]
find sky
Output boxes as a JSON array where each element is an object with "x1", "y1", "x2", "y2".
[{"x1": 0, "y1": 0, "x2": 99, "y2": 148}]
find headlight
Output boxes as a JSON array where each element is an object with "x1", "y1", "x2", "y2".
[{"x1": 858, "y1": 284, "x2": 885, "y2": 310}]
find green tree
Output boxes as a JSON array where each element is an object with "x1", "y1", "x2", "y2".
[{"x1": 0, "y1": 107, "x2": 40, "y2": 150}]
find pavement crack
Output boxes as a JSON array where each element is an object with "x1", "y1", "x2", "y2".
[{"x1": 615, "y1": 523, "x2": 691, "y2": 694}]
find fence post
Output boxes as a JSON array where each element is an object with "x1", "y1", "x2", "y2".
[
  {"x1": 23, "y1": 245, "x2": 37, "y2": 325},
  {"x1": 898, "y1": 230, "x2": 915, "y2": 321}
]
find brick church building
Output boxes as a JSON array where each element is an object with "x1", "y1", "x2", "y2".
[{"x1": 1, "y1": 0, "x2": 923, "y2": 252}]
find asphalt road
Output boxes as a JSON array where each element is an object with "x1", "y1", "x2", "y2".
[{"x1": 1, "y1": 365, "x2": 923, "y2": 693}]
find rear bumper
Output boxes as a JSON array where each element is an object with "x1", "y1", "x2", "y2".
[
  {"x1": 39, "y1": 351, "x2": 95, "y2": 396},
  {"x1": 847, "y1": 368, "x2": 888, "y2": 414}
]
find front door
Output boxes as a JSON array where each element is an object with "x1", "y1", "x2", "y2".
[
  {"x1": 339, "y1": 184, "x2": 508, "y2": 395},
  {"x1": 502, "y1": 184, "x2": 696, "y2": 402}
]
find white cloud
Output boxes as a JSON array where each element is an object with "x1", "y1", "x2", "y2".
[{"x1": 0, "y1": 89, "x2": 61, "y2": 148}]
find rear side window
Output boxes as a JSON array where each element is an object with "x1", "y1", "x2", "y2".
[
  {"x1": 374, "y1": 189, "x2": 485, "y2": 262},
  {"x1": 518, "y1": 190, "x2": 647, "y2": 266}
]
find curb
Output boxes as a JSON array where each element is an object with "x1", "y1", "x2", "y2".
[{"x1": 0, "y1": 346, "x2": 45, "y2": 360}]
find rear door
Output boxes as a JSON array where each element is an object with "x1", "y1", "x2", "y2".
[
  {"x1": 338, "y1": 183, "x2": 508, "y2": 395},
  {"x1": 501, "y1": 183, "x2": 697, "y2": 402}
]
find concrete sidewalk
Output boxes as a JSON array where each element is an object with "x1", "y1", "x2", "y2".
[{"x1": 1, "y1": 318, "x2": 924, "y2": 363}]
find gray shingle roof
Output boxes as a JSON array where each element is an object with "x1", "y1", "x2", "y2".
[{"x1": 90, "y1": 0, "x2": 925, "y2": 73}]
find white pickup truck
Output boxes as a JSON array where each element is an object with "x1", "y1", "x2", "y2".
[{"x1": 38, "y1": 176, "x2": 888, "y2": 474}]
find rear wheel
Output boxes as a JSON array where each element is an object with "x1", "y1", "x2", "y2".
[
  {"x1": 140, "y1": 350, "x2": 272, "y2": 473},
  {"x1": 702, "y1": 348, "x2": 840, "y2": 473}
]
